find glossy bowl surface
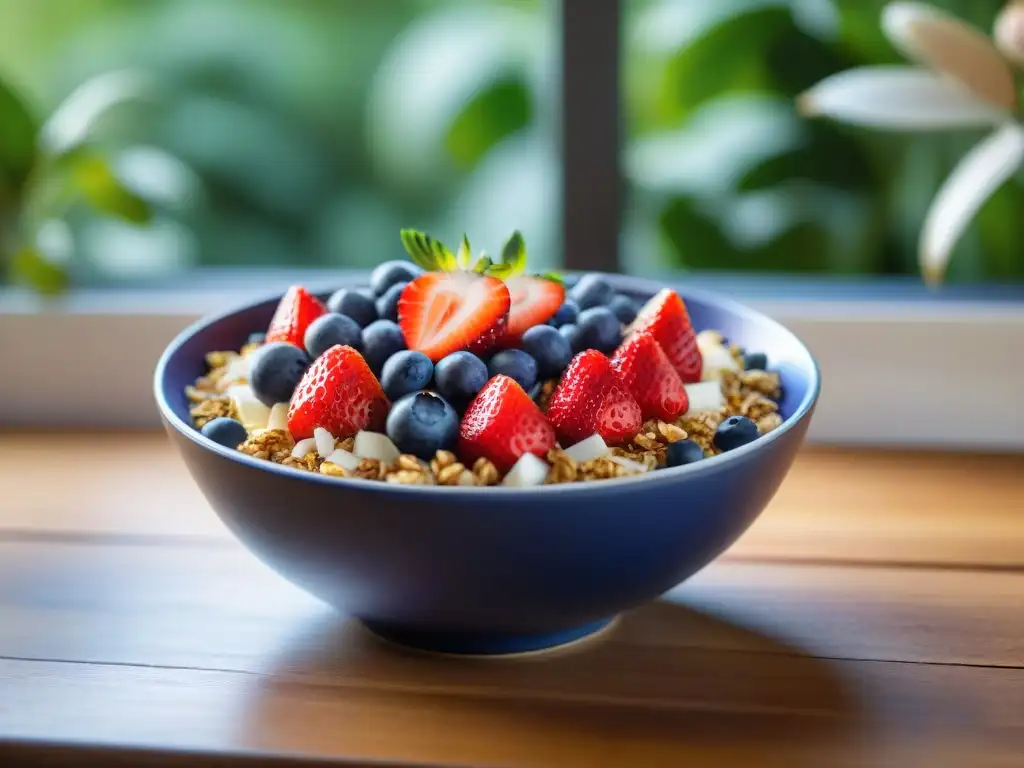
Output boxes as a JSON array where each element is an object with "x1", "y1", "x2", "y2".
[{"x1": 155, "y1": 274, "x2": 820, "y2": 655}]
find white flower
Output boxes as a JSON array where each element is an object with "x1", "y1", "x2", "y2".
[{"x1": 798, "y1": 2, "x2": 1024, "y2": 284}]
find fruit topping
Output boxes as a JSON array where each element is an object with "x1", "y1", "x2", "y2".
[
  {"x1": 227, "y1": 384, "x2": 271, "y2": 432},
  {"x1": 609, "y1": 294, "x2": 639, "y2": 324},
  {"x1": 380, "y1": 350, "x2": 434, "y2": 401},
  {"x1": 627, "y1": 289, "x2": 701, "y2": 383},
  {"x1": 504, "y1": 274, "x2": 565, "y2": 340},
  {"x1": 376, "y1": 281, "x2": 407, "y2": 323},
  {"x1": 611, "y1": 331, "x2": 689, "y2": 422},
  {"x1": 434, "y1": 351, "x2": 489, "y2": 406},
  {"x1": 545, "y1": 350, "x2": 642, "y2": 446},
  {"x1": 577, "y1": 306, "x2": 622, "y2": 353},
  {"x1": 313, "y1": 427, "x2": 336, "y2": 458},
  {"x1": 291, "y1": 437, "x2": 317, "y2": 459},
  {"x1": 696, "y1": 330, "x2": 740, "y2": 381},
  {"x1": 266, "y1": 402, "x2": 289, "y2": 432},
  {"x1": 743, "y1": 351, "x2": 768, "y2": 371},
  {"x1": 361, "y1": 319, "x2": 407, "y2": 376},
  {"x1": 458, "y1": 375, "x2": 556, "y2": 473},
  {"x1": 683, "y1": 380, "x2": 726, "y2": 413},
  {"x1": 558, "y1": 323, "x2": 583, "y2": 353},
  {"x1": 326, "y1": 288, "x2": 378, "y2": 328},
  {"x1": 714, "y1": 415, "x2": 760, "y2": 452},
  {"x1": 386, "y1": 391, "x2": 460, "y2": 460},
  {"x1": 248, "y1": 342, "x2": 310, "y2": 407},
  {"x1": 487, "y1": 349, "x2": 538, "y2": 393},
  {"x1": 569, "y1": 273, "x2": 614, "y2": 310},
  {"x1": 520, "y1": 324, "x2": 573, "y2": 380},
  {"x1": 247, "y1": 332, "x2": 266, "y2": 346},
  {"x1": 501, "y1": 453, "x2": 550, "y2": 487},
  {"x1": 562, "y1": 433, "x2": 610, "y2": 463},
  {"x1": 370, "y1": 260, "x2": 423, "y2": 297},
  {"x1": 550, "y1": 298, "x2": 579, "y2": 327},
  {"x1": 304, "y1": 313, "x2": 363, "y2": 360},
  {"x1": 287, "y1": 345, "x2": 390, "y2": 440},
  {"x1": 201, "y1": 417, "x2": 248, "y2": 448},
  {"x1": 353, "y1": 430, "x2": 401, "y2": 464},
  {"x1": 265, "y1": 285, "x2": 327, "y2": 349},
  {"x1": 665, "y1": 439, "x2": 705, "y2": 467}
]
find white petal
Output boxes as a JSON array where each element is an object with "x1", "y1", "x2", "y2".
[
  {"x1": 798, "y1": 67, "x2": 1005, "y2": 129},
  {"x1": 920, "y1": 122, "x2": 1024, "y2": 283},
  {"x1": 882, "y1": 2, "x2": 1016, "y2": 110}
]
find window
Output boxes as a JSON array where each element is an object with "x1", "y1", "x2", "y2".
[{"x1": 1, "y1": 0, "x2": 1021, "y2": 446}]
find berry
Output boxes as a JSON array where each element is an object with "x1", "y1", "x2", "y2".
[
  {"x1": 611, "y1": 331, "x2": 688, "y2": 422},
  {"x1": 361, "y1": 320, "x2": 407, "y2": 376},
  {"x1": 370, "y1": 260, "x2": 423, "y2": 297},
  {"x1": 398, "y1": 271, "x2": 511, "y2": 361},
  {"x1": 247, "y1": 332, "x2": 266, "y2": 346},
  {"x1": 487, "y1": 349, "x2": 538, "y2": 392},
  {"x1": 376, "y1": 281, "x2": 407, "y2": 323},
  {"x1": 201, "y1": 417, "x2": 248, "y2": 448},
  {"x1": 386, "y1": 391, "x2": 459, "y2": 460},
  {"x1": 714, "y1": 415, "x2": 760, "y2": 452},
  {"x1": 265, "y1": 285, "x2": 327, "y2": 348},
  {"x1": 609, "y1": 294, "x2": 639, "y2": 324},
  {"x1": 304, "y1": 313, "x2": 363, "y2": 360},
  {"x1": 743, "y1": 351, "x2": 768, "y2": 371},
  {"x1": 434, "y1": 351, "x2": 489, "y2": 405},
  {"x1": 550, "y1": 299, "x2": 579, "y2": 327},
  {"x1": 380, "y1": 350, "x2": 434, "y2": 401},
  {"x1": 569, "y1": 273, "x2": 614, "y2": 310},
  {"x1": 545, "y1": 350, "x2": 642, "y2": 446},
  {"x1": 503, "y1": 275, "x2": 565, "y2": 341},
  {"x1": 628, "y1": 289, "x2": 701, "y2": 383},
  {"x1": 558, "y1": 323, "x2": 584, "y2": 353},
  {"x1": 577, "y1": 306, "x2": 622, "y2": 353},
  {"x1": 458, "y1": 375, "x2": 556, "y2": 472},
  {"x1": 521, "y1": 325, "x2": 573, "y2": 379},
  {"x1": 664, "y1": 439, "x2": 705, "y2": 468},
  {"x1": 248, "y1": 341, "x2": 311, "y2": 406},
  {"x1": 287, "y1": 345, "x2": 390, "y2": 440},
  {"x1": 326, "y1": 288, "x2": 378, "y2": 328}
]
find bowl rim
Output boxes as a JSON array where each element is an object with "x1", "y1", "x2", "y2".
[{"x1": 154, "y1": 273, "x2": 821, "y2": 496}]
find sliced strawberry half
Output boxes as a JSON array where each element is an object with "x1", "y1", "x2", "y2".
[
  {"x1": 503, "y1": 275, "x2": 565, "y2": 342},
  {"x1": 458, "y1": 374, "x2": 556, "y2": 473},
  {"x1": 287, "y1": 345, "x2": 390, "y2": 440},
  {"x1": 611, "y1": 331, "x2": 689, "y2": 422},
  {"x1": 545, "y1": 350, "x2": 642, "y2": 446},
  {"x1": 398, "y1": 271, "x2": 511, "y2": 362},
  {"x1": 265, "y1": 285, "x2": 327, "y2": 349},
  {"x1": 626, "y1": 289, "x2": 702, "y2": 383}
]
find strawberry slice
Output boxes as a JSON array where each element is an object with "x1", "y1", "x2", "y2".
[
  {"x1": 626, "y1": 289, "x2": 701, "y2": 383},
  {"x1": 459, "y1": 375, "x2": 556, "y2": 473},
  {"x1": 545, "y1": 350, "x2": 642, "y2": 446},
  {"x1": 503, "y1": 275, "x2": 565, "y2": 341},
  {"x1": 611, "y1": 331, "x2": 689, "y2": 422},
  {"x1": 265, "y1": 285, "x2": 327, "y2": 349},
  {"x1": 398, "y1": 271, "x2": 511, "y2": 362},
  {"x1": 287, "y1": 345, "x2": 390, "y2": 440}
]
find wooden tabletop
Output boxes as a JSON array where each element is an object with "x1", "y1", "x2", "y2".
[{"x1": 1, "y1": 433, "x2": 1022, "y2": 767}]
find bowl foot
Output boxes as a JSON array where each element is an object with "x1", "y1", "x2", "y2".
[{"x1": 359, "y1": 615, "x2": 619, "y2": 658}]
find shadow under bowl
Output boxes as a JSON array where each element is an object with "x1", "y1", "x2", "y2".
[{"x1": 155, "y1": 274, "x2": 820, "y2": 656}]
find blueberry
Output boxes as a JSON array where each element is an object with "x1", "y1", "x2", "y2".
[
  {"x1": 434, "y1": 351, "x2": 488, "y2": 404},
  {"x1": 326, "y1": 288, "x2": 378, "y2": 328},
  {"x1": 362, "y1": 320, "x2": 407, "y2": 376},
  {"x1": 521, "y1": 325, "x2": 572, "y2": 379},
  {"x1": 375, "y1": 281, "x2": 407, "y2": 323},
  {"x1": 201, "y1": 417, "x2": 248, "y2": 448},
  {"x1": 380, "y1": 350, "x2": 433, "y2": 401},
  {"x1": 609, "y1": 294, "x2": 639, "y2": 324},
  {"x1": 569, "y1": 274, "x2": 614, "y2": 310},
  {"x1": 558, "y1": 323, "x2": 584, "y2": 353},
  {"x1": 550, "y1": 299, "x2": 579, "y2": 327},
  {"x1": 304, "y1": 313, "x2": 363, "y2": 359},
  {"x1": 714, "y1": 415, "x2": 760, "y2": 452},
  {"x1": 386, "y1": 391, "x2": 459, "y2": 460},
  {"x1": 248, "y1": 342, "x2": 311, "y2": 406},
  {"x1": 370, "y1": 260, "x2": 422, "y2": 297},
  {"x1": 743, "y1": 351, "x2": 768, "y2": 371},
  {"x1": 577, "y1": 306, "x2": 622, "y2": 353},
  {"x1": 247, "y1": 332, "x2": 266, "y2": 346},
  {"x1": 488, "y1": 349, "x2": 538, "y2": 392},
  {"x1": 664, "y1": 439, "x2": 705, "y2": 468}
]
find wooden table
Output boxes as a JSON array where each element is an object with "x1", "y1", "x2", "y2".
[{"x1": 1, "y1": 433, "x2": 1022, "y2": 767}]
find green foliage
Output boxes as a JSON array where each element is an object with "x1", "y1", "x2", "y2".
[
  {"x1": 0, "y1": 78, "x2": 37, "y2": 196},
  {"x1": 445, "y1": 77, "x2": 531, "y2": 170}
]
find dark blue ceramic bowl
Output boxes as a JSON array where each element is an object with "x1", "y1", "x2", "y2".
[{"x1": 155, "y1": 274, "x2": 819, "y2": 655}]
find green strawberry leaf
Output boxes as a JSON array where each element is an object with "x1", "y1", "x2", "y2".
[
  {"x1": 471, "y1": 253, "x2": 493, "y2": 274},
  {"x1": 400, "y1": 228, "x2": 457, "y2": 271},
  {"x1": 537, "y1": 270, "x2": 564, "y2": 285},
  {"x1": 500, "y1": 230, "x2": 526, "y2": 276},
  {"x1": 455, "y1": 234, "x2": 472, "y2": 269},
  {"x1": 484, "y1": 262, "x2": 517, "y2": 280}
]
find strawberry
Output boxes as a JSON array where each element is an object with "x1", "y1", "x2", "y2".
[
  {"x1": 458, "y1": 375, "x2": 556, "y2": 473},
  {"x1": 287, "y1": 345, "x2": 390, "y2": 440},
  {"x1": 611, "y1": 331, "x2": 689, "y2": 422},
  {"x1": 503, "y1": 274, "x2": 565, "y2": 342},
  {"x1": 265, "y1": 285, "x2": 327, "y2": 349},
  {"x1": 545, "y1": 350, "x2": 642, "y2": 446},
  {"x1": 626, "y1": 289, "x2": 702, "y2": 383}
]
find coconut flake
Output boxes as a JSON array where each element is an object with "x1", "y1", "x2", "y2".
[
  {"x1": 266, "y1": 403, "x2": 289, "y2": 432},
  {"x1": 563, "y1": 434, "x2": 609, "y2": 463},
  {"x1": 313, "y1": 427, "x2": 336, "y2": 458},
  {"x1": 221, "y1": 354, "x2": 251, "y2": 385},
  {"x1": 501, "y1": 453, "x2": 550, "y2": 487},
  {"x1": 608, "y1": 454, "x2": 649, "y2": 474},
  {"x1": 353, "y1": 431, "x2": 401, "y2": 464},
  {"x1": 324, "y1": 447, "x2": 360, "y2": 471},
  {"x1": 290, "y1": 437, "x2": 317, "y2": 460},
  {"x1": 684, "y1": 381, "x2": 726, "y2": 413},
  {"x1": 697, "y1": 334, "x2": 740, "y2": 381},
  {"x1": 227, "y1": 385, "x2": 270, "y2": 431}
]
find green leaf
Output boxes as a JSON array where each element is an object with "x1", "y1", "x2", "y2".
[
  {"x1": 0, "y1": 76, "x2": 39, "y2": 194},
  {"x1": 500, "y1": 230, "x2": 526, "y2": 275},
  {"x1": 483, "y1": 262, "x2": 517, "y2": 279},
  {"x1": 471, "y1": 254, "x2": 493, "y2": 274},
  {"x1": 399, "y1": 228, "x2": 456, "y2": 271},
  {"x1": 70, "y1": 152, "x2": 152, "y2": 224},
  {"x1": 455, "y1": 234, "x2": 472, "y2": 269},
  {"x1": 537, "y1": 271, "x2": 564, "y2": 285},
  {"x1": 9, "y1": 245, "x2": 68, "y2": 295},
  {"x1": 445, "y1": 76, "x2": 531, "y2": 170}
]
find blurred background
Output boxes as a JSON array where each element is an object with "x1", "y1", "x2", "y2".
[{"x1": 1, "y1": 0, "x2": 1022, "y2": 293}]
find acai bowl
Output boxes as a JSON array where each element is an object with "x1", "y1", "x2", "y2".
[{"x1": 155, "y1": 229, "x2": 820, "y2": 655}]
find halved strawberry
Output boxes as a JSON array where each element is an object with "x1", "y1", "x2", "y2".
[
  {"x1": 611, "y1": 331, "x2": 689, "y2": 421},
  {"x1": 265, "y1": 285, "x2": 327, "y2": 349},
  {"x1": 458, "y1": 374, "x2": 556, "y2": 473},
  {"x1": 545, "y1": 350, "x2": 642, "y2": 446},
  {"x1": 287, "y1": 345, "x2": 390, "y2": 440},
  {"x1": 503, "y1": 275, "x2": 565, "y2": 342},
  {"x1": 626, "y1": 289, "x2": 702, "y2": 383}
]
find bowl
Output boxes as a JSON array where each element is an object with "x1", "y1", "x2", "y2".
[{"x1": 155, "y1": 273, "x2": 820, "y2": 656}]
